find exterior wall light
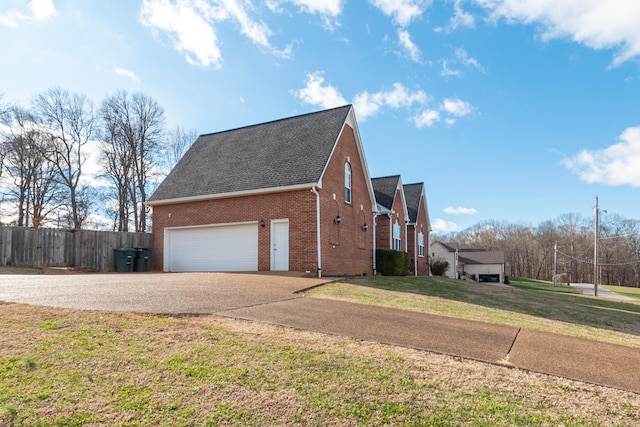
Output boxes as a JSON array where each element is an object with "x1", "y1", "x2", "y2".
[
  {"x1": 334, "y1": 215, "x2": 342, "y2": 224},
  {"x1": 259, "y1": 219, "x2": 266, "y2": 227},
  {"x1": 361, "y1": 223, "x2": 369, "y2": 231}
]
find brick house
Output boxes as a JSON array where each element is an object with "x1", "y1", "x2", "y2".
[
  {"x1": 371, "y1": 175, "x2": 409, "y2": 254},
  {"x1": 147, "y1": 105, "x2": 377, "y2": 276},
  {"x1": 403, "y1": 182, "x2": 431, "y2": 276}
]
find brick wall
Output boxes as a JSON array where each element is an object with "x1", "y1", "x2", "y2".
[
  {"x1": 151, "y1": 189, "x2": 317, "y2": 272},
  {"x1": 150, "y1": 123, "x2": 375, "y2": 276},
  {"x1": 317, "y1": 124, "x2": 374, "y2": 276},
  {"x1": 415, "y1": 195, "x2": 430, "y2": 276},
  {"x1": 375, "y1": 187, "x2": 408, "y2": 252},
  {"x1": 407, "y1": 192, "x2": 430, "y2": 276}
]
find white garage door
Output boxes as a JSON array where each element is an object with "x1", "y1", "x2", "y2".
[{"x1": 166, "y1": 223, "x2": 258, "y2": 272}]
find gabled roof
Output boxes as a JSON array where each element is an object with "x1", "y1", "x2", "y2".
[
  {"x1": 432, "y1": 241, "x2": 458, "y2": 252},
  {"x1": 371, "y1": 175, "x2": 410, "y2": 221},
  {"x1": 403, "y1": 182, "x2": 430, "y2": 230},
  {"x1": 459, "y1": 249, "x2": 505, "y2": 265},
  {"x1": 371, "y1": 175, "x2": 400, "y2": 210},
  {"x1": 149, "y1": 105, "x2": 355, "y2": 204}
]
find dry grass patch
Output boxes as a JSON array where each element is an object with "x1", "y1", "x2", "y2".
[{"x1": 1, "y1": 302, "x2": 639, "y2": 426}]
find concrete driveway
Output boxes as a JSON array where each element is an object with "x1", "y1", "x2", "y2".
[{"x1": 0, "y1": 272, "x2": 327, "y2": 314}]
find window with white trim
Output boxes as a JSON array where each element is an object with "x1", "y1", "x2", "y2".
[
  {"x1": 393, "y1": 220, "x2": 402, "y2": 251},
  {"x1": 344, "y1": 162, "x2": 352, "y2": 203},
  {"x1": 418, "y1": 232, "x2": 425, "y2": 257}
]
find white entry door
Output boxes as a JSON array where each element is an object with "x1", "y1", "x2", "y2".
[{"x1": 271, "y1": 219, "x2": 289, "y2": 271}]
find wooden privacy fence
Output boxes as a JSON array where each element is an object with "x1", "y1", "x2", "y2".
[{"x1": 0, "y1": 227, "x2": 153, "y2": 272}]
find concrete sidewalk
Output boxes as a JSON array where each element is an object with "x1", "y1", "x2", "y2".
[
  {"x1": 221, "y1": 296, "x2": 640, "y2": 394},
  {"x1": 0, "y1": 273, "x2": 638, "y2": 393}
]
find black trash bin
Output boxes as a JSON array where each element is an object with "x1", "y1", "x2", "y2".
[
  {"x1": 114, "y1": 248, "x2": 137, "y2": 272},
  {"x1": 134, "y1": 247, "x2": 152, "y2": 272}
]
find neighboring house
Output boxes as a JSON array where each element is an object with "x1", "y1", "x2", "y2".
[
  {"x1": 147, "y1": 105, "x2": 378, "y2": 276},
  {"x1": 430, "y1": 241, "x2": 458, "y2": 279},
  {"x1": 403, "y1": 183, "x2": 431, "y2": 276},
  {"x1": 431, "y1": 241, "x2": 505, "y2": 283},
  {"x1": 371, "y1": 175, "x2": 409, "y2": 254}
]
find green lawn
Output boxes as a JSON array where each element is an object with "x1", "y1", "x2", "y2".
[
  {"x1": 307, "y1": 276, "x2": 640, "y2": 348},
  {"x1": 2, "y1": 303, "x2": 638, "y2": 426},
  {"x1": 602, "y1": 283, "x2": 640, "y2": 300}
]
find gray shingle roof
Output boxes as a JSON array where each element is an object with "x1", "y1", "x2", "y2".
[
  {"x1": 149, "y1": 105, "x2": 352, "y2": 203},
  {"x1": 371, "y1": 175, "x2": 401, "y2": 210},
  {"x1": 459, "y1": 249, "x2": 505, "y2": 265},
  {"x1": 403, "y1": 182, "x2": 423, "y2": 223}
]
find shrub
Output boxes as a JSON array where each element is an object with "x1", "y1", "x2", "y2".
[
  {"x1": 376, "y1": 249, "x2": 410, "y2": 276},
  {"x1": 430, "y1": 257, "x2": 449, "y2": 276}
]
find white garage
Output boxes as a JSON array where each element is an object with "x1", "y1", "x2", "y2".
[{"x1": 164, "y1": 223, "x2": 258, "y2": 272}]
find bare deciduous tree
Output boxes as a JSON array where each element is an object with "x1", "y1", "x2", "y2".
[
  {"x1": 165, "y1": 125, "x2": 197, "y2": 170},
  {"x1": 0, "y1": 106, "x2": 62, "y2": 227},
  {"x1": 32, "y1": 87, "x2": 95, "y2": 229},
  {"x1": 436, "y1": 212, "x2": 640, "y2": 287},
  {"x1": 99, "y1": 90, "x2": 165, "y2": 232}
]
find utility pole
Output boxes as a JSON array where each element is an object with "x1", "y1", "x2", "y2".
[
  {"x1": 553, "y1": 241, "x2": 557, "y2": 287},
  {"x1": 594, "y1": 196, "x2": 599, "y2": 297}
]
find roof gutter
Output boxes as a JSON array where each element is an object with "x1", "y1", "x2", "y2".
[{"x1": 147, "y1": 182, "x2": 318, "y2": 206}]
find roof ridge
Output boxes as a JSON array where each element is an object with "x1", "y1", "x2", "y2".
[
  {"x1": 198, "y1": 104, "x2": 352, "y2": 138},
  {"x1": 371, "y1": 174, "x2": 401, "y2": 181}
]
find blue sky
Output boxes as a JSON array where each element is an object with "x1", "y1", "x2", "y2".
[{"x1": 1, "y1": 0, "x2": 640, "y2": 233}]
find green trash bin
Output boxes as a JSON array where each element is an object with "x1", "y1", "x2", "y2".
[
  {"x1": 134, "y1": 247, "x2": 152, "y2": 272},
  {"x1": 114, "y1": 248, "x2": 137, "y2": 272}
]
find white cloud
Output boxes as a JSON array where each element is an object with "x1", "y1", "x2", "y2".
[
  {"x1": 474, "y1": 0, "x2": 640, "y2": 66},
  {"x1": 267, "y1": 0, "x2": 343, "y2": 30},
  {"x1": 450, "y1": 0, "x2": 475, "y2": 30},
  {"x1": 444, "y1": 206, "x2": 479, "y2": 215},
  {"x1": 440, "y1": 60, "x2": 462, "y2": 77},
  {"x1": 277, "y1": 0, "x2": 343, "y2": 16},
  {"x1": 436, "y1": 0, "x2": 475, "y2": 32},
  {"x1": 455, "y1": 48, "x2": 483, "y2": 71},
  {"x1": 29, "y1": 0, "x2": 56, "y2": 21},
  {"x1": 440, "y1": 48, "x2": 484, "y2": 77},
  {"x1": 369, "y1": 0, "x2": 430, "y2": 27},
  {"x1": 220, "y1": 0, "x2": 273, "y2": 51},
  {"x1": 293, "y1": 72, "x2": 348, "y2": 109},
  {"x1": 295, "y1": 72, "x2": 428, "y2": 121},
  {"x1": 563, "y1": 127, "x2": 640, "y2": 187},
  {"x1": 415, "y1": 98, "x2": 473, "y2": 127},
  {"x1": 140, "y1": 0, "x2": 222, "y2": 67},
  {"x1": 115, "y1": 67, "x2": 139, "y2": 82},
  {"x1": 414, "y1": 109, "x2": 440, "y2": 128},
  {"x1": 352, "y1": 82, "x2": 427, "y2": 120},
  {"x1": 140, "y1": 0, "x2": 289, "y2": 67},
  {"x1": 296, "y1": 72, "x2": 474, "y2": 127},
  {"x1": 398, "y1": 29, "x2": 421, "y2": 62},
  {"x1": 431, "y1": 218, "x2": 461, "y2": 233},
  {"x1": 0, "y1": 0, "x2": 55, "y2": 27},
  {"x1": 441, "y1": 98, "x2": 473, "y2": 117}
]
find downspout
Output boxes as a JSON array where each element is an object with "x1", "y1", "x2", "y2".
[
  {"x1": 311, "y1": 186, "x2": 322, "y2": 278},
  {"x1": 427, "y1": 233, "x2": 431, "y2": 276},
  {"x1": 372, "y1": 212, "x2": 377, "y2": 275},
  {"x1": 413, "y1": 225, "x2": 417, "y2": 276},
  {"x1": 405, "y1": 221, "x2": 409, "y2": 253}
]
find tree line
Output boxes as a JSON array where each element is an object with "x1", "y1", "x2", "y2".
[
  {"x1": 434, "y1": 212, "x2": 640, "y2": 288},
  {"x1": 0, "y1": 89, "x2": 196, "y2": 232}
]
